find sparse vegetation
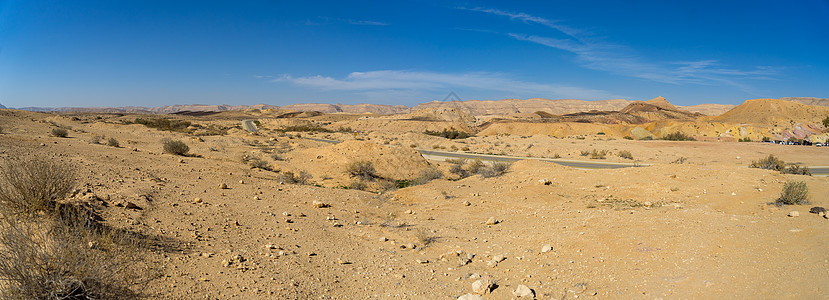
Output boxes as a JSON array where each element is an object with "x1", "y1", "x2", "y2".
[
  {"x1": 479, "y1": 162, "x2": 511, "y2": 178},
  {"x1": 0, "y1": 157, "x2": 147, "y2": 299},
  {"x1": 162, "y1": 139, "x2": 190, "y2": 156},
  {"x1": 0, "y1": 125, "x2": 4, "y2": 134},
  {"x1": 107, "y1": 137, "x2": 119, "y2": 147},
  {"x1": 583, "y1": 149, "x2": 607, "y2": 159},
  {"x1": 823, "y1": 116, "x2": 829, "y2": 127},
  {"x1": 51, "y1": 128, "x2": 68, "y2": 138},
  {"x1": 672, "y1": 157, "x2": 688, "y2": 164},
  {"x1": 409, "y1": 167, "x2": 443, "y2": 186},
  {"x1": 749, "y1": 155, "x2": 811, "y2": 175},
  {"x1": 243, "y1": 155, "x2": 272, "y2": 171},
  {"x1": 277, "y1": 170, "x2": 311, "y2": 185},
  {"x1": 128, "y1": 118, "x2": 191, "y2": 132},
  {"x1": 661, "y1": 131, "x2": 695, "y2": 141},
  {"x1": 424, "y1": 128, "x2": 471, "y2": 139},
  {"x1": 738, "y1": 137, "x2": 751, "y2": 142},
  {"x1": 89, "y1": 135, "x2": 103, "y2": 144},
  {"x1": 618, "y1": 150, "x2": 633, "y2": 160},
  {"x1": 776, "y1": 181, "x2": 808, "y2": 205},
  {"x1": 278, "y1": 125, "x2": 351, "y2": 133}
]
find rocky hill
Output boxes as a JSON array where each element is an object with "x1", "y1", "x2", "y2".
[{"x1": 780, "y1": 97, "x2": 829, "y2": 107}]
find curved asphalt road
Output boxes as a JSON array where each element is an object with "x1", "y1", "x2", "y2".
[{"x1": 303, "y1": 137, "x2": 829, "y2": 174}]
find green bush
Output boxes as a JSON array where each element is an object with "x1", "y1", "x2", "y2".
[
  {"x1": 589, "y1": 149, "x2": 608, "y2": 159},
  {"x1": 738, "y1": 137, "x2": 751, "y2": 142},
  {"x1": 777, "y1": 181, "x2": 808, "y2": 205},
  {"x1": 661, "y1": 131, "x2": 695, "y2": 141},
  {"x1": 424, "y1": 128, "x2": 471, "y2": 139},
  {"x1": 162, "y1": 139, "x2": 189, "y2": 156},
  {"x1": 51, "y1": 128, "x2": 68, "y2": 138},
  {"x1": 823, "y1": 116, "x2": 829, "y2": 127}
]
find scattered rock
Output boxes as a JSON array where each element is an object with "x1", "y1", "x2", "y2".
[
  {"x1": 253, "y1": 196, "x2": 260, "y2": 200},
  {"x1": 239, "y1": 179, "x2": 245, "y2": 184},
  {"x1": 809, "y1": 206, "x2": 826, "y2": 214},
  {"x1": 416, "y1": 259, "x2": 429, "y2": 264},
  {"x1": 788, "y1": 211, "x2": 800, "y2": 217},
  {"x1": 219, "y1": 183, "x2": 228, "y2": 189},
  {"x1": 485, "y1": 217, "x2": 499, "y2": 225},
  {"x1": 379, "y1": 237, "x2": 388, "y2": 242},
  {"x1": 221, "y1": 260, "x2": 231, "y2": 267},
  {"x1": 124, "y1": 202, "x2": 142, "y2": 210},
  {"x1": 541, "y1": 244, "x2": 552, "y2": 253},
  {"x1": 463, "y1": 201, "x2": 471, "y2": 206},
  {"x1": 193, "y1": 197, "x2": 202, "y2": 204},
  {"x1": 472, "y1": 279, "x2": 494, "y2": 294},
  {"x1": 538, "y1": 179, "x2": 552, "y2": 185},
  {"x1": 402, "y1": 243, "x2": 416, "y2": 249},
  {"x1": 312, "y1": 200, "x2": 329, "y2": 208},
  {"x1": 513, "y1": 284, "x2": 534, "y2": 298},
  {"x1": 457, "y1": 294, "x2": 485, "y2": 300}
]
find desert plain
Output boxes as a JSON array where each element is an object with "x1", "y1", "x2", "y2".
[{"x1": 0, "y1": 96, "x2": 828, "y2": 299}]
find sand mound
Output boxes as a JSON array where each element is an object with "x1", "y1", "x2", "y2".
[{"x1": 285, "y1": 140, "x2": 434, "y2": 186}]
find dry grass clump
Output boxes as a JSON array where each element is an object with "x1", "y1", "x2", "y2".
[
  {"x1": 776, "y1": 181, "x2": 809, "y2": 205},
  {"x1": 51, "y1": 128, "x2": 68, "y2": 138},
  {"x1": 749, "y1": 155, "x2": 811, "y2": 175},
  {"x1": 162, "y1": 139, "x2": 189, "y2": 156},
  {"x1": 661, "y1": 131, "x2": 695, "y2": 141},
  {"x1": 409, "y1": 167, "x2": 442, "y2": 186},
  {"x1": 479, "y1": 162, "x2": 511, "y2": 178}
]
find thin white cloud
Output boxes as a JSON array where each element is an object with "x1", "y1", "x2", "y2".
[
  {"x1": 311, "y1": 17, "x2": 388, "y2": 26},
  {"x1": 275, "y1": 70, "x2": 621, "y2": 100},
  {"x1": 465, "y1": 7, "x2": 776, "y2": 92}
]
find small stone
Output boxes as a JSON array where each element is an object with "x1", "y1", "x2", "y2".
[
  {"x1": 541, "y1": 244, "x2": 552, "y2": 253},
  {"x1": 457, "y1": 294, "x2": 485, "y2": 300},
  {"x1": 513, "y1": 284, "x2": 534, "y2": 298},
  {"x1": 538, "y1": 179, "x2": 552, "y2": 185},
  {"x1": 468, "y1": 273, "x2": 481, "y2": 279},
  {"x1": 809, "y1": 206, "x2": 826, "y2": 214},
  {"x1": 405, "y1": 209, "x2": 414, "y2": 214},
  {"x1": 265, "y1": 244, "x2": 279, "y2": 250},
  {"x1": 379, "y1": 237, "x2": 388, "y2": 242},
  {"x1": 201, "y1": 252, "x2": 212, "y2": 258},
  {"x1": 193, "y1": 197, "x2": 202, "y2": 204},
  {"x1": 219, "y1": 183, "x2": 228, "y2": 189},
  {"x1": 493, "y1": 255, "x2": 506, "y2": 262},
  {"x1": 221, "y1": 260, "x2": 231, "y2": 267},
  {"x1": 402, "y1": 243, "x2": 416, "y2": 249},
  {"x1": 472, "y1": 279, "x2": 494, "y2": 294},
  {"x1": 485, "y1": 217, "x2": 499, "y2": 225},
  {"x1": 239, "y1": 180, "x2": 245, "y2": 184},
  {"x1": 416, "y1": 259, "x2": 429, "y2": 264},
  {"x1": 253, "y1": 196, "x2": 260, "y2": 200},
  {"x1": 788, "y1": 211, "x2": 800, "y2": 217},
  {"x1": 124, "y1": 202, "x2": 142, "y2": 210},
  {"x1": 463, "y1": 201, "x2": 471, "y2": 206},
  {"x1": 312, "y1": 200, "x2": 329, "y2": 208}
]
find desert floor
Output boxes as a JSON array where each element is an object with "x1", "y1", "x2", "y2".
[{"x1": 0, "y1": 110, "x2": 827, "y2": 299}]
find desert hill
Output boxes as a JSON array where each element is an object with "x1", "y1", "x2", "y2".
[
  {"x1": 714, "y1": 98, "x2": 829, "y2": 125},
  {"x1": 411, "y1": 98, "x2": 633, "y2": 116},
  {"x1": 781, "y1": 97, "x2": 829, "y2": 107}
]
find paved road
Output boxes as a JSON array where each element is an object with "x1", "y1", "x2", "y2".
[
  {"x1": 241, "y1": 120, "x2": 258, "y2": 133},
  {"x1": 304, "y1": 137, "x2": 829, "y2": 174}
]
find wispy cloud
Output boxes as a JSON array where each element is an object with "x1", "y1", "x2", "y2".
[
  {"x1": 275, "y1": 70, "x2": 621, "y2": 100},
  {"x1": 463, "y1": 7, "x2": 776, "y2": 92},
  {"x1": 308, "y1": 17, "x2": 388, "y2": 26}
]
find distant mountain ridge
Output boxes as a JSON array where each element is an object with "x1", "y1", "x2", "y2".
[
  {"x1": 0, "y1": 103, "x2": 6, "y2": 109},
  {"x1": 12, "y1": 97, "x2": 824, "y2": 116}
]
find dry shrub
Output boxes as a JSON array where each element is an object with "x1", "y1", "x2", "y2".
[
  {"x1": 0, "y1": 157, "x2": 76, "y2": 218},
  {"x1": 277, "y1": 170, "x2": 311, "y2": 185},
  {"x1": 347, "y1": 161, "x2": 379, "y2": 180},
  {"x1": 51, "y1": 128, "x2": 68, "y2": 138},
  {"x1": 89, "y1": 136, "x2": 102, "y2": 144},
  {"x1": 0, "y1": 208, "x2": 144, "y2": 299},
  {"x1": 777, "y1": 181, "x2": 809, "y2": 205},
  {"x1": 107, "y1": 137, "x2": 119, "y2": 147},
  {"x1": 588, "y1": 149, "x2": 608, "y2": 159},
  {"x1": 750, "y1": 155, "x2": 811, "y2": 175},
  {"x1": 0, "y1": 158, "x2": 149, "y2": 299},
  {"x1": 618, "y1": 150, "x2": 633, "y2": 160},
  {"x1": 479, "y1": 162, "x2": 511, "y2": 178},
  {"x1": 162, "y1": 139, "x2": 189, "y2": 156},
  {"x1": 410, "y1": 167, "x2": 442, "y2": 185}
]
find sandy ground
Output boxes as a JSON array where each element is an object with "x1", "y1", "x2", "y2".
[{"x1": 0, "y1": 109, "x2": 827, "y2": 299}]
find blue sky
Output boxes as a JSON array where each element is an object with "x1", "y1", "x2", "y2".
[{"x1": 1, "y1": 0, "x2": 827, "y2": 108}]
